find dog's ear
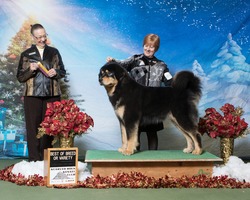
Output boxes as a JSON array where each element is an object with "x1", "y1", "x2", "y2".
[{"x1": 118, "y1": 71, "x2": 130, "y2": 83}]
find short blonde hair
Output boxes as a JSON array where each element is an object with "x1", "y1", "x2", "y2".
[{"x1": 143, "y1": 34, "x2": 160, "y2": 52}]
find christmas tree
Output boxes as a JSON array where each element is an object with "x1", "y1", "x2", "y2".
[{"x1": 204, "y1": 33, "x2": 250, "y2": 121}]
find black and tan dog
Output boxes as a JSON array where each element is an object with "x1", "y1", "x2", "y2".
[{"x1": 99, "y1": 62, "x2": 202, "y2": 155}]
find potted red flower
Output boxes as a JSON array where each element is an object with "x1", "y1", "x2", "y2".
[
  {"x1": 198, "y1": 103, "x2": 248, "y2": 139},
  {"x1": 37, "y1": 99, "x2": 94, "y2": 147},
  {"x1": 198, "y1": 103, "x2": 248, "y2": 163}
]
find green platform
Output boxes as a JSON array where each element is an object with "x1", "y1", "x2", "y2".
[{"x1": 85, "y1": 150, "x2": 222, "y2": 162}]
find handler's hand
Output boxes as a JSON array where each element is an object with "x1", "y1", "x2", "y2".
[
  {"x1": 106, "y1": 57, "x2": 114, "y2": 62},
  {"x1": 30, "y1": 63, "x2": 38, "y2": 71},
  {"x1": 48, "y1": 69, "x2": 57, "y2": 77}
]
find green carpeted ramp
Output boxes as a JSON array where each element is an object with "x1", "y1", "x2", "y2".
[{"x1": 86, "y1": 150, "x2": 221, "y2": 162}]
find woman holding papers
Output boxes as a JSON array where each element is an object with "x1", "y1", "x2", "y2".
[{"x1": 16, "y1": 23, "x2": 66, "y2": 162}]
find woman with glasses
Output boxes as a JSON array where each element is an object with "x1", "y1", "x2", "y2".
[
  {"x1": 16, "y1": 23, "x2": 66, "y2": 162},
  {"x1": 106, "y1": 33, "x2": 172, "y2": 151}
]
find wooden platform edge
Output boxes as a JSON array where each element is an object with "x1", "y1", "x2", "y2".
[{"x1": 85, "y1": 150, "x2": 222, "y2": 178}]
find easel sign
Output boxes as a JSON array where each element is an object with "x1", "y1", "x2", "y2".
[{"x1": 44, "y1": 147, "x2": 78, "y2": 187}]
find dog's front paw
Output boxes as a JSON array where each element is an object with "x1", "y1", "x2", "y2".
[
  {"x1": 118, "y1": 147, "x2": 125, "y2": 153},
  {"x1": 118, "y1": 147, "x2": 134, "y2": 155},
  {"x1": 183, "y1": 147, "x2": 193, "y2": 153},
  {"x1": 192, "y1": 148, "x2": 203, "y2": 155},
  {"x1": 122, "y1": 149, "x2": 134, "y2": 155}
]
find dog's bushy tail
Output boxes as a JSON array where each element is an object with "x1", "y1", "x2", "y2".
[{"x1": 172, "y1": 71, "x2": 202, "y2": 101}]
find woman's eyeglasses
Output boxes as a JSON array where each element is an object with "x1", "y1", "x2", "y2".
[{"x1": 33, "y1": 34, "x2": 48, "y2": 40}]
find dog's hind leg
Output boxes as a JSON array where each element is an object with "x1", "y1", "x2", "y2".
[
  {"x1": 170, "y1": 115, "x2": 202, "y2": 155},
  {"x1": 180, "y1": 131, "x2": 194, "y2": 153},
  {"x1": 180, "y1": 129, "x2": 202, "y2": 155},
  {"x1": 170, "y1": 118, "x2": 194, "y2": 153},
  {"x1": 190, "y1": 132, "x2": 202, "y2": 155},
  {"x1": 177, "y1": 127, "x2": 202, "y2": 155}
]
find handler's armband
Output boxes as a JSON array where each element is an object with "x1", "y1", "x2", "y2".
[{"x1": 164, "y1": 72, "x2": 172, "y2": 80}]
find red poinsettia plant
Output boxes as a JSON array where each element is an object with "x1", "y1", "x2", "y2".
[
  {"x1": 37, "y1": 99, "x2": 94, "y2": 144},
  {"x1": 198, "y1": 103, "x2": 248, "y2": 139}
]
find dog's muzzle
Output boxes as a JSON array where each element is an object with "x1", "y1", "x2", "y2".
[{"x1": 98, "y1": 75, "x2": 104, "y2": 85}]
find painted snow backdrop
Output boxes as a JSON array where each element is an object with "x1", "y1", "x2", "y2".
[{"x1": 0, "y1": 0, "x2": 249, "y2": 158}]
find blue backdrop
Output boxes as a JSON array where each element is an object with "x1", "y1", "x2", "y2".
[{"x1": 0, "y1": 0, "x2": 249, "y2": 158}]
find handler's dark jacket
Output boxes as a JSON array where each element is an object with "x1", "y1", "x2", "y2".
[
  {"x1": 16, "y1": 44, "x2": 66, "y2": 96},
  {"x1": 114, "y1": 54, "x2": 171, "y2": 87}
]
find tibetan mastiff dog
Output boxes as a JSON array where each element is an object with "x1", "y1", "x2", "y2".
[{"x1": 99, "y1": 62, "x2": 202, "y2": 156}]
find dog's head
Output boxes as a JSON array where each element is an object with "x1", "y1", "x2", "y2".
[{"x1": 99, "y1": 62, "x2": 128, "y2": 95}]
